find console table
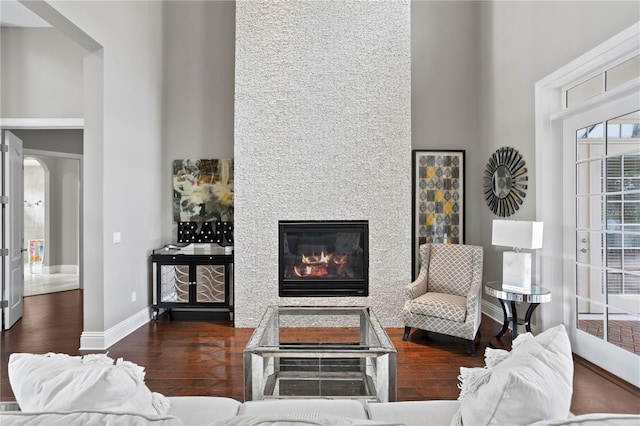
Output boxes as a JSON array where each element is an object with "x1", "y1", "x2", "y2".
[
  {"x1": 151, "y1": 244, "x2": 233, "y2": 321},
  {"x1": 484, "y1": 281, "x2": 551, "y2": 349}
]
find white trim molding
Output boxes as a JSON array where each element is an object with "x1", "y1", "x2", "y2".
[
  {"x1": 41, "y1": 265, "x2": 79, "y2": 274},
  {"x1": 79, "y1": 307, "x2": 151, "y2": 350},
  {"x1": 24, "y1": 148, "x2": 83, "y2": 160},
  {"x1": 0, "y1": 118, "x2": 84, "y2": 129}
]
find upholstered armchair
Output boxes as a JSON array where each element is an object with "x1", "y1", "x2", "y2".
[{"x1": 402, "y1": 243, "x2": 484, "y2": 355}]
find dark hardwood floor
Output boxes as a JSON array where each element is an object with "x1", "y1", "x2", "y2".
[{"x1": 1, "y1": 290, "x2": 639, "y2": 415}]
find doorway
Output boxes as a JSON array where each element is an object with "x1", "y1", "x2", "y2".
[{"x1": 23, "y1": 154, "x2": 80, "y2": 296}]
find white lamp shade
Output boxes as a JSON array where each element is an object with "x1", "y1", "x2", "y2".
[{"x1": 492, "y1": 220, "x2": 543, "y2": 250}]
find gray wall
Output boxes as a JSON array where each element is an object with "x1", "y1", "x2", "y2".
[
  {"x1": 46, "y1": 0, "x2": 165, "y2": 337},
  {"x1": 475, "y1": 1, "x2": 639, "y2": 320},
  {"x1": 14, "y1": 129, "x2": 82, "y2": 270},
  {"x1": 35, "y1": 155, "x2": 80, "y2": 268},
  {"x1": 161, "y1": 0, "x2": 236, "y2": 241},
  {"x1": 12, "y1": 129, "x2": 83, "y2": 155},
  {"x1": 412, "y1": 0, "x2": 482, "y2": 245},
  {"x1": 2, "y1": 0, "x2": 638, "y2": 337},
  {"x1": 0, "y1": 27, "x2": 84, "y2": 118},
  {"x1": 16, "y1": 129, "x2": 83, "y2": 269},
  {"x1": 411, "y1": 1, "x2": 639, "y2": 322}
]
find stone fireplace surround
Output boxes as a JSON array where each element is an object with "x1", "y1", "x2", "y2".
[{"x1": 233, "y1": 0, "x2": 411, "y2": 328}]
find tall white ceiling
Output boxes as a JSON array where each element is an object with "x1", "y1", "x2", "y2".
[{"x1": 1, "y1": 0, "x2": 51, "y2": 27}]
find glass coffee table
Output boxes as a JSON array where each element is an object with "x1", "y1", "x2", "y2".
[{"x1": 243, "y1": 306, "x2": 397, "y2": 402}]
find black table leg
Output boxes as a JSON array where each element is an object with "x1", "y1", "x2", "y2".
[
  {"x1": 524, "y1": 303, "x2": 540, "y2": 333},
  {"x1": 496, "y1": 298, "x2": 513, "y2": 338},
  {"x1": 510, "y1": 301, "x2": 518, "y2": 340},
  {"x1": 495, "y1": 298, "x2": 519, "y2": 340}
]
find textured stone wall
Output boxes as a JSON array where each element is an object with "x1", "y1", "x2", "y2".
[{"x1": 234, "y1": 0, "x2": 411, "y2": 327}]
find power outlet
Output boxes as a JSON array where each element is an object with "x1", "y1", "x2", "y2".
[{"x1": 131, "y1": 291, "x2": 136, "y2": 303}]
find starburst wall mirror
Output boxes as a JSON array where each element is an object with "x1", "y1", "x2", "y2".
[{"x1": 483, "y1": 147, "x2": 528, "y2": 217}]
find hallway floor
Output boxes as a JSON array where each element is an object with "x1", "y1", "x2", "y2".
[{"x1": 23, "y1": 266, "x2": 79, "y2": 297}]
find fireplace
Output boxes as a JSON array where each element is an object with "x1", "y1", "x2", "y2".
[{"x1": 279, "y1": 221, "x2": 369, "y2": 297}]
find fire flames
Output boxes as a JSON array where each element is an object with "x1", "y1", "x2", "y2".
[{"x1": 293, "y1": 251, "x2": 349, "y2": 278}]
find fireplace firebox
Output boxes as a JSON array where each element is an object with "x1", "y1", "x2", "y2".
[{"x1": 279, "y1": 221, "x2": 369, "y2": 297}]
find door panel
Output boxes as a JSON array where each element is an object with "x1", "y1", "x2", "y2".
[
  {"x1": 3, "y1": 131, "x2": 24, "y2": 329},
  {"x1": 563, "y1": 94, "x2": 640, "y2": 387}
]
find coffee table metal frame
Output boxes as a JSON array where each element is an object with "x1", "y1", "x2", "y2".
[{"x1": 243, "y1": 305, "x2": 397, "y2": 402}]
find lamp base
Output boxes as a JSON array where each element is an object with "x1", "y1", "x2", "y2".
[{"x1": 503, "y1": 251, "x2": 532, "y2": 291}]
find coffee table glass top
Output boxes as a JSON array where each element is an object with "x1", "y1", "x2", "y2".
[{"x1": 243, "y1": 306, "x2": 397, "y2": 402}]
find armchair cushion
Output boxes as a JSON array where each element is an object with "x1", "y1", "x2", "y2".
[
  {"x1": 427, "y1": 244, "x2": 475, "y2": 296},
  {"x1": 406, "y1": 293, "x2": 467, "y2": 323}
]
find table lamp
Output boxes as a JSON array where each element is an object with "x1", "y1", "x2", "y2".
[{"x1": 492, "y1": 220, "x2": 543, "y2": 291}]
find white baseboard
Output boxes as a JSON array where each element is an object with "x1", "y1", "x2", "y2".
[
  {"x1": 482, "y1": 299, "x2": 503, "y2": 325},
  {"x1": 41, "y1": 265, "x2": 79, "y2": 274},
  {"x1": 80, "y1": 307, "x2": 151, "y2": 350}
]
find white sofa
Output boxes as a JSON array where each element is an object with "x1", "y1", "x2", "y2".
[
  {"x1": 2, "y1": 396, "x2": 638, "y2": 425},
  {"x1": 1, "y1": 325, "x2": 638, "y2": 426}
]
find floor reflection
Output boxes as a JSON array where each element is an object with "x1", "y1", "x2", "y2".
[{"x1": 23, "y1": 265, "x2": 79, "y2": 296}]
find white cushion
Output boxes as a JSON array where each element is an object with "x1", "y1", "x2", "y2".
[
  {"x1": 8, "y1": 353, "x2": 169, "y2": 416},
  {"x1": 167, "y1": 396, "x2": 240, "y2": 424},
  {"x1": 453, "y1": 324, "x2": 574, "y2": 425},
  {"x1": 529, "y1": 413, "x2": 640, "y2": 425},
  {"x1": 238, "y1": 399, "x2": 369, "y2": 419},
  {"x1": 211, "y1": 414, "x2": 399, "y2": 425},
  {"x1": 367, "y1": 400, "x2": 462, "y2": 426},
  {"x1": 0, "y1": 410, "x2": 183, "y2": 425}
]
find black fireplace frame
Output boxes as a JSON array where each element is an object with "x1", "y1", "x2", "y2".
[{"x1": 278, "y1": 220, "x2": 369, "y2": 297}]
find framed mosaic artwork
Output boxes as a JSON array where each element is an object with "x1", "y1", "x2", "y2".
[{"x1": 412, "y1": 150, "x2": 465, "y2": 279}]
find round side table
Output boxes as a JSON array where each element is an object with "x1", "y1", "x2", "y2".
[{"x1": 484, "y1": 281, "x2": 551, "y2": 348}]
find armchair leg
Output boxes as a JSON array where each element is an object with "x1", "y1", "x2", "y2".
[
  {"x1": 466, "y1": 329, "x2": 482, "y2": 356},
  {"x1": 466, "y1": 339, "x2": 476, "y2": 356},
  {"x1": 402, "y1": 326, "x2": 411, "y2": 341}
]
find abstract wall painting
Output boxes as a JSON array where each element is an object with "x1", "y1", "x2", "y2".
[
  {"x1": 173, "y1": 159, "x2": 234, "y2": 223},
  {"x1": 412, "y1": 150, "x2": 465, "y2": 279}
]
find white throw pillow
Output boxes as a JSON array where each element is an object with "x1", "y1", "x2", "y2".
[
  {"x1": 452, "y1": 324, "x2": 574, "y2": 426},
  {"x1": 8, "y1": 353, "x2": 169, "y2": 416}
]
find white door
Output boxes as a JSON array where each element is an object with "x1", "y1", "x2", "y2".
[
  {"x1": 2, "y1": 130, "x2": 24, "y2": 330},
  {"x1": 563, "y1": 92, "x2": 640, "y2": 387}
]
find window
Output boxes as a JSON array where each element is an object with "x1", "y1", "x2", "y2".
[{"x1": 565, "y1": 54, "x2": 640, "y2": 109}]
